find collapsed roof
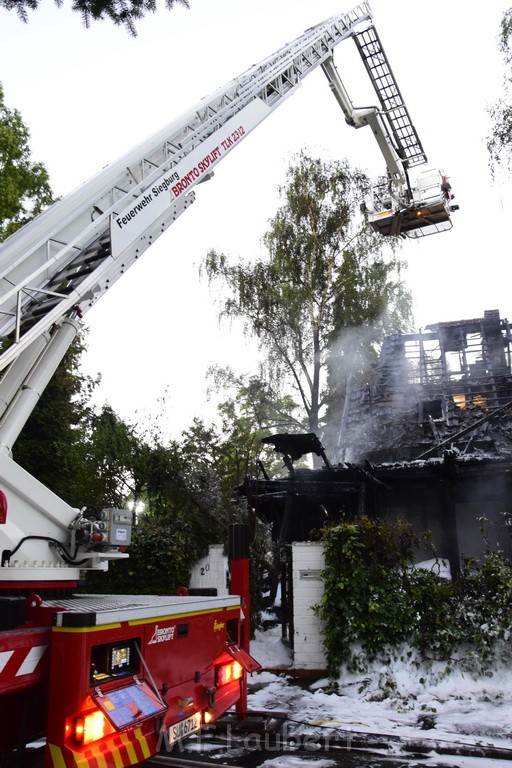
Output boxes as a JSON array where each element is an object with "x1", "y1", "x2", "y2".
[{"x1": 335, "y1": 308, "x2": 512, "y2": 464}]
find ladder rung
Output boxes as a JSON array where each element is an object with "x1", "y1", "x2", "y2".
[{"x1": 354, "y1": 26, "x2": 427, "y2": 167}]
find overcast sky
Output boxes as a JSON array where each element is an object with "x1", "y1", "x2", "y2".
[{"x1": 0, "y1": 0, "x2": 509, "y2": 436}]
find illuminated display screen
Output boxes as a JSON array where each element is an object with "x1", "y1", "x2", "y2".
[
  {"x1": 111, "y1": 645, "x2": 130, "y2": 672},
  {"x1": 94, "y1": 681, "x2": 167, "y2": 729}
]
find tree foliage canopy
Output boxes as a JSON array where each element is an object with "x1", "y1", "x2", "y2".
[
  {"x1": 203, "y1": 151, "x2": 413, "y2": 445},
  {"x1": 206, "y1": 367, "x2": 300, "y2": 490},
  {"x1": 0, "y1": 84, "x2": 53, "y2": 241},
  {"x1": 52, "y1": 401, "x2": 230, "y2": 595},
  {"x1": 0, "y1": 0, "x2": 189, "y2": 35},
  {"x1": 488, "y1": 7, "x2": 512, "y2": 173}
]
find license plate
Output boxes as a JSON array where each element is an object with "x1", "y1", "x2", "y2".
[{"x1": 168, "y1": 712, "x2": 202, "y2": 744}]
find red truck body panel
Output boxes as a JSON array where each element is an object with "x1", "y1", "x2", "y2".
[{"x1": 0, "y1": 592, "x2": 259, "y2": 766}]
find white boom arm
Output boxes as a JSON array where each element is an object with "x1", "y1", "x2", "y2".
[
  {"x1": 322, "y1": 57, "x2": 409, "y2": 189},
  {"x1": 0, "y1": 1, "x2": 453, "y2": 580},
  {"x1": 322, "y1": 25, "x2": 457, "y2": 237}
]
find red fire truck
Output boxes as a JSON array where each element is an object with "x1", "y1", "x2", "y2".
[{"x1": 0, "y1": 2, "x2": 456, "y2": 766}]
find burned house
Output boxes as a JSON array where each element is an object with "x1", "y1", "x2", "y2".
[
  {"x1": 238, "y1": 310, "x2": 512, "y2": 634},
  {"x1": 336, "y1": 308, "x2": 512, "y2": 466}
]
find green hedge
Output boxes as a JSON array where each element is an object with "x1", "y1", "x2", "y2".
[{"x1": 315, "y1": 517, "x2": 512, "y2": 679}]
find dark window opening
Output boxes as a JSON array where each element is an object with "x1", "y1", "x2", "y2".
[
  {"x1": 420, "y1": 399, "x2": 443, "y2": 423},
  {"x1": 226, "y1": 618, "x2": 239, "y2": 645}
]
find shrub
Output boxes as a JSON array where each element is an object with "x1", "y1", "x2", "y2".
[
  {"x1": 315, "y1": 517, "x2": 512, "y2": 680},
  {"x1": 315, "y1": 517, "x2": 418, "y2": 678}
]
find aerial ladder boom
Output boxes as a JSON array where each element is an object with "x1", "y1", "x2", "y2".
[
  {"x1": 323, "y1": 24, "x2": 457, "y2": 237},
  {"x1": 0, "y1": 1, "x2": 455, "y2": 582},
  {"x1": 0, "y1": 2, "x2": 373, "y2": 378}
]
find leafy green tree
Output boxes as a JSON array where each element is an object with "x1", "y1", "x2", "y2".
[
  {"x1": 0, "y1": 0, "x2": 189, "y2": 35},
  {"x1": 206, "y1": 367, "x2": 300, "y2": 495},
  {"x1": 76, "y1": 404, "x2": 143, "y2": 509},
  {"x1": 203, "y1": 151, "x2": 412, "y2": 450},
  {"x1": 178, "y1": 378, "x2": 298, "y2": 612},
  {"x1": 0, "y1": 84, "x2": 54, "y2": 241},
  {"x1": 104, "y1": 441, "x2": 218, "y2": 594},
  {"x1": 488, "y1": 8, "x2": 512, "y2": 173},
  {"x1": 84, "y1": 413, "x2": 227, "y2": 594}
]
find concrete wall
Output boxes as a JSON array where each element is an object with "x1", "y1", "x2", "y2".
[
  {"x1": 291, "y1": 542, "x2": 326, "y2": 671},
  {"x1": 189, "y1": 544, "x2": 229, "y2": 596}
]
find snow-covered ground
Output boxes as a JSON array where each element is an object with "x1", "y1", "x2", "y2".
[{"x1": 248, "y1": 625, "x2": 512, "y2": 767}]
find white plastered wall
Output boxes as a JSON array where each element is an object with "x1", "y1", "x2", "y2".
[
  {"x1": 292, "y1": 542, "x2": 326, "y2": 671},
  {"x1": 189, "y1": 544, "x2": 229, "y2": 595}
]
